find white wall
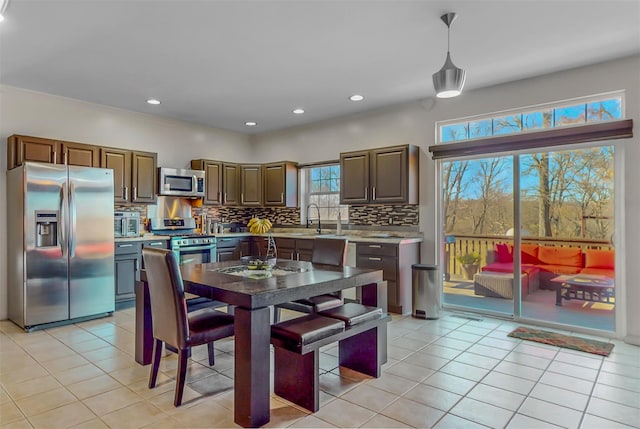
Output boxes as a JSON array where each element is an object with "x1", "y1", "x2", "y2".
[
  {"x1": 253, "y1": 56, "x2": 640, "y2": 344},
  {"x1": 2, "y1": 56, "x2": 639, "y2": 344},
  {"x1": 0, "y1": 85, "x2": 252, "y2": 320}
]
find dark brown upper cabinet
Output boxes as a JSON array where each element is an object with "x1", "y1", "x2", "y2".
[
  {"x1": 60, "y1": 141, "x2": 100, "y2": 167},
  {"x1": 240, "y1": 164, "x2": 262, "y2": 207},
  {"x1": 340, "y1": 144, "x2": 418, "y2": 205},
  {"x1": 191, "y1": 159, "x2": 223, "y2": 205},
  {"x1": 8, "y1": 135, "x2": 98, "y2": 169},
  {"x1": 263, "y1": 161, "x2": 298, "y2": 207},
  {"x1": 101, "y1": 148, "x2": 156, "y2": 203},
  {"x1": 222, "y1": 162, "x2": 240, "y2": 206}
]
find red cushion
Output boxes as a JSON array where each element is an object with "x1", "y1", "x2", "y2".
[
  {"x1": 495, "y1": 243, "x2": 513, "y2": 263},
  {"x1": 482, "y1": 262, "x2": 538, "y2": 276},
  {"x1": 537, "y1": 246, "x2": 582, "y2": 268},
  {"x1": 520, "y1": 244, "x2": 540, "y2": 264},
  {"x1": 585, "y1": 249, "x2": 614, "y2": 269},
  {"x1": 536, "y1": 264, "x2": 582, "y2": 275}
]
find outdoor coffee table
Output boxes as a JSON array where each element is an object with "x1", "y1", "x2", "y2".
[{"x1": 550, "y1": 274, "x2": 615, "y2": 306}]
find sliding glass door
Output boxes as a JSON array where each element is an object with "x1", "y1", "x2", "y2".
[{"x1": 441, "y1": 146, "x2": 615, "y2": 333}]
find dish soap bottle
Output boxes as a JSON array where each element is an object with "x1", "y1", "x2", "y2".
[{"x1": 336, "y1": 211, "x2": 342, "y2": 236}]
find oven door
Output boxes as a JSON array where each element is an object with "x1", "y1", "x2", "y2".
[{"x1": 175, "y1": 245, "x2": 216, "y2": 265}]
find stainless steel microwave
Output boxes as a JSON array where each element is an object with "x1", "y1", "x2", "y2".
[
  {"x1": 158, "y1": 167, "x2": 205, "y2": 198},
  {"x1": 114, "y1": 212, "x2": 141, "y2": 237}
]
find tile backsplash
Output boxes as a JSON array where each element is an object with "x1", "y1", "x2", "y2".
[
  {"x1": 117, "y1": 203, "x2": 419, "y2": 232},
  {"x1": 348, "y1": 204, "x2": 418, "y2": 226}
]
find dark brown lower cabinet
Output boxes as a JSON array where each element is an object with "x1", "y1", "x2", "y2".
[
  {"x1": 115, "y1": 242, "x2": 142, "y2": 305},
  {"x1": 356, "y1": 242, "x2": 419, "y2": 315}
]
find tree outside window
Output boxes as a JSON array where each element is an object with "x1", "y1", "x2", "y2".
[{"x1": 302, "y1": 164, "x2": 348, "y2": 222}]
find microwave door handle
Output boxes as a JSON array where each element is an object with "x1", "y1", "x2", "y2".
[{"x1": 192, "y1": 175, "x2": 197, "y2": 193}]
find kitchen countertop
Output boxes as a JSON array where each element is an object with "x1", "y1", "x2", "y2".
[{"x1": 115, "y1": 231, "x2": 422, "y2": 244}]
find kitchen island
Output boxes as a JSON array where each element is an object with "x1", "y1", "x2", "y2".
[{"x1": 136, "y1": 259, "x2": 386, "y2": 427}]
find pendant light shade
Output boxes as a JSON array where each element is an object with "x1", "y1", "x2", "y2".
[{"x1": 432, "y1": 12, "x2": 466, "y2": 98}]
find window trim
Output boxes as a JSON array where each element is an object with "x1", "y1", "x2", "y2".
[{"x1": 429, "y1": 119, "x2": 633, "y2": 160}]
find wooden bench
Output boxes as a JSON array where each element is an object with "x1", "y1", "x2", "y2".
[{"x1": 270, "y1": 303, "x2": 389, "y2": 412}]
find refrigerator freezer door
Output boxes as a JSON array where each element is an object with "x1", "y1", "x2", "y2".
[
  {"x1": 68, "y1": 166, "x2": 115, "y2": 319},
  {"x1": 23, "y1": 163, "x2": 69, "y2": 326}
]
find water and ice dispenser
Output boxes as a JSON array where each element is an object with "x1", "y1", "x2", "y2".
[{"x1": 35, "y1": 211, "x2": 59, "y2": 247}]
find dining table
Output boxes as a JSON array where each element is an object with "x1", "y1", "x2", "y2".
[{"x1": 135, "y1": 258, "x2": 386, "y2": 428}]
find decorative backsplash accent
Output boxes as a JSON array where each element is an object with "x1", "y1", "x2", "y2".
[
  {"x1": 192, "y1": 206, "x2": 301, "y2": 226},
  {"x1": 348, "y1": 204, "x2": 419, "y2": 226}
]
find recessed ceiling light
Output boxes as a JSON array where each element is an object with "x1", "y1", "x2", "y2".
[
  {"x1": 349, "y1": 94, "x2": 364, "y2": 102},
  {"x1": 146, "y1": 99, "x2": 161, "y2": 105},
  {"x1": 245, "y1": 121, "x2": 257, "y2": 127},
  {"x1": 293, "y1": 108, "x2": 305, "y2": 115}
]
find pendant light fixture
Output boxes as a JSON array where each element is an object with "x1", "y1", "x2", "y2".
[
  {"x1": 0, "y1": 0, "x2": 10, "y2": 22},
  {"x1": 432, "y1": 12, "x2": 466, "y2": 98}
]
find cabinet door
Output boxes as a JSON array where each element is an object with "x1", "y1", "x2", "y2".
[
  {"x1": 241, "y1": 164, "x2": 262, "y2": 206},
  {"x1": 238, "y1": 238, "x2": 252, "y2": 258},
  {"x1": 131, "y1": 151, "x2": 157, "y2": 203},
  {"x1": 217, "y1": 249, "x2": 237, "y2": 262},
  {"x1": 275, "y1": 238, "x2": 296, "y2": 260},
  {"x1": 60, "y1": 141, "x2": 100, "y2": 167},
  {"x1": 222, "y1": 163, "x2": 240, "y2": 206},
  {"x1": 115, "y1": 255, "x2": 140, "y2": 302},
  {"x1": 204, "y1": 161, "x2": 223, "y2": 205},
  {"x1": 370, "y1": 146, "x2": 407, "y2": 203},
  {"x1": 340, "y1": 150, "x2": 370, "y2": 204},
  {"x1": 10, "y1": 135, "x2": 60, "y2": 168},
  {"x1": 263, "y1": 162, "x2": 298, "y2": 207},
  {"x1": 101, "y1": 148, "x2": 131, "y2": 202}
]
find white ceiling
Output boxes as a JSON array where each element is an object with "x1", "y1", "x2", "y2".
[{"x1": 1, "y1": 0, "x2": 639, "y2": 135}]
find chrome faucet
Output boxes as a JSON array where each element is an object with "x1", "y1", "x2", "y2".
[{"x1": 306, "y1": 203, "x2": 322, "y2": 234}]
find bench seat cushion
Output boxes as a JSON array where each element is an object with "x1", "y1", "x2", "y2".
[
  {"x1": 319, "y1": 303, "x2": 383, "y2": 327},
  {"x1": 271, "y1": 315, "x2": 345, "y2": 351}
]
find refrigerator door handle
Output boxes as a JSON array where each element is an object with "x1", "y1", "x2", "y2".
[
  {"x1": 69, "y1": 181, "x2": 77, "y2": 257},
  {"x1": 59, "y1": 183, "x2": 67, "y2": 256}
]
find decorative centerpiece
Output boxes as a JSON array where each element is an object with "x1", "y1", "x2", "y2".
[{"x1": 247, "y1": 217, "x2": 277, "y2": 259}]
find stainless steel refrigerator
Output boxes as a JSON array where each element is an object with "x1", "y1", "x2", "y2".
[{"x1": 8, "y1": 162, "x2": 115, "y2": 330}]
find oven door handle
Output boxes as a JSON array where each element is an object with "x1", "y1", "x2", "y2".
[{"x1": 175, "y1": 244, "x2": 216, "y2": 252}]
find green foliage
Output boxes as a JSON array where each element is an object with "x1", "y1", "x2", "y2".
[{"x1": 456, "y1": 252, "x2": 480, "y2": 265}]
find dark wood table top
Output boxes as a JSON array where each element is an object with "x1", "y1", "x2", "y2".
[{"x1": 180, "y1": 259, "x2": 384, "y2": 309}]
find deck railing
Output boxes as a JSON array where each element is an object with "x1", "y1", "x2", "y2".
[{"x1": 444, "y1": 234, "x2": 613, "y2": 279}]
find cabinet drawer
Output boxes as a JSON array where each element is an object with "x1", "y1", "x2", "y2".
[
  {"x1": 217, "y1": 237, "x2": 239, "y2": 248},
  {"x1": 275, "y1": 238, "x2": 295, "y2": 249},
  {"x1": 356, "y1": 242, "x2": 397, "y2": 257},
  {"x1": 296, "y1": 238, "x2": 314, "y2": 250},
  {"x1": 142, "y1": 240, "x2": 168, "y2": 249},
  {"x1": 115, "y1": 241, "x2": 142, "y2": 255},
  {"x1": 356, "y1": 255, "x2": 397, "y2": 280}
]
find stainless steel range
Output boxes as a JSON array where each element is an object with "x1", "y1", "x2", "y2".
[
  {"x1": 148, "y1": 197, "x2": 216, "y2": 265},
  {"x1": 149, "y1": 216, "x2": 217, "y2": 265}
]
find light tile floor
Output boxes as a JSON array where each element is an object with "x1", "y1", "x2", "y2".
[{"x1": 1, "y1": 309, "x2": 639, "y2": 428}]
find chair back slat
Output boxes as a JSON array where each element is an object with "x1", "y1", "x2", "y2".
[{"x1": 142, "y1": 248, "x2": 189, "y2": 348}]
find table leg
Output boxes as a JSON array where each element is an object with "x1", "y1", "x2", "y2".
[
  {"x1": 233, "y1": 306, "x2": 271, "y2": 428},
  {"x1": 555, "y1": 283, "x2": 563, "y2": 306}
]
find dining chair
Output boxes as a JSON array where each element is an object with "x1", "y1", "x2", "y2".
[
  {"x1": 142, "y1": 247, "x2": 235, "y2": 406},
  {"x1": 274, "y1": 237, "x2": 348, "y2": 322}
]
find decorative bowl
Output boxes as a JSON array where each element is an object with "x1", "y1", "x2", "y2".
[{"x1": 240, "y1": 256, "x2": 276, "y2": 270}]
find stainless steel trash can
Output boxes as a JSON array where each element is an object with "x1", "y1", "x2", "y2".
[{"x1": 412, "y1": 264, "x2": 440, "y2": 319}]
